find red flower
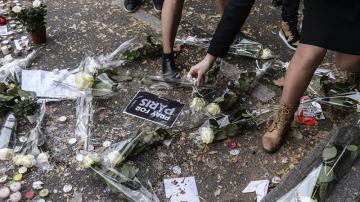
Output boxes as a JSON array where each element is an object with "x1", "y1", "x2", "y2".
[
  {"x1": 227, "y1": 140, "x2": 237, "y2": 149},
  {"x1": 0, "y1": 16, "x2": 7, "y2": 26},
  {"x1": 24, "y1": 189, "x2": 35, "y2": 200}
]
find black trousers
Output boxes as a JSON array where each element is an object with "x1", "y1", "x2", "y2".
[
  {"x1": 207, "y1": 0, "x2": 300, "y2": 58},
  {"x1": 282, "y1": 0, "x2": 300, "y2": 22},
  {"x1": 208, "y1": 0, "x2": 255, "y2": 58}
]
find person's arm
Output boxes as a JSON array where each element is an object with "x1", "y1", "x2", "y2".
[{"x1": 189, "y1": 0, "x2": 255, "y2": 85}]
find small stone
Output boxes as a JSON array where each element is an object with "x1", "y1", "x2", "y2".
[
  {"x1": 102, "y1": 141, "x2": 111, "y2": 147},
  {"x1": 0, "y1": 187, "x2": 10, "y2": 199},
  {"x1": 172, "y1": 165, "x2": 182, "y2": 175},
  {"x1": 32, "y1": 181, "x2": 44, "y2": 190},
  {"x1": 9, "y1": 191, "x2": 21, "y2": 202},
  {"x1": 68, "y1": 138, "x2": 77, "y2": 145},
  {"x1": 58, "y1": 116, "x2": 67, "y2": 123},
  {"x1": 63, "y1": 184, "x2": 72, "y2": 193},
  {"x1": 271, "y1": 176, "x2": 281, "y2": 184},
  {"x1": 9, "y1": 182, "x2": 21, "y2": 192},
  {"x1": 281, "y1": 157, "x2": 289, "y2": 164},
  {"x1": 229, "y1": 149, "x2": 240, "y2": 156},
  {"x1": 18, "y1": 167, "x2": 28, "y2": 174}
]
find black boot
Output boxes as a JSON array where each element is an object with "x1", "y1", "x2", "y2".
[{"x1": 162, "y1": 53, "x2": 180, "y2": 81}]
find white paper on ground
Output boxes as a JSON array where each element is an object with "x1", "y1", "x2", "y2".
[
  {"x1": 0, "y1": 25, "x2": 7, "y2": 36},
  {"x1": 242, "y1": 180, "x2": 269, "y2": 202},
  {"x1": 21, "y1": 69, "x2": 79, "y2": 99},
  {"x1": 164, "y1": 176, "x2": 200, "y2": 202},
  {"x1": 276, "y1": 165, "x2": 321, "y2": 202}
]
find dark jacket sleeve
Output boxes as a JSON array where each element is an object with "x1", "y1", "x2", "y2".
[{"x1": 207, "y1": 0, "x2": 255, "y2": 58}]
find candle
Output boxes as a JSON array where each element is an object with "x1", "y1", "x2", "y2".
[{"x1": 1, "y1": 46, "x2": 9, "y2": 55}]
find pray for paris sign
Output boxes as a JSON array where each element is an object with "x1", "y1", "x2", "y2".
[{"x1": 123, "y1": 91, "x2": 184, "y2": 127}]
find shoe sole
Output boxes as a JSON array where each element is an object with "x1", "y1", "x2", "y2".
[
  {"x1": 153, "y1": 5, "x2": 162, "y2": 13},
  {"x1": 278, "y1": 31, "x2": 297, "y2": 51},
  {"x1": 123, "y1": 4, "x2": 140, "y2": 13}
]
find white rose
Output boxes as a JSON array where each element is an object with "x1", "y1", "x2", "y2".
[
  {"x1": 206, "y1": 103, "x2": 221, "y2": 116},
  {"x1": 23, "y1": 154, "x2": 37, "y2": 168},
  {"x1": 200, "y1": 127, "x2": 215, "y2": 144},
  {"x1": 82, "y1": 153, "x2": 100, "y2": 168},
  {"x1": 260, "y1": 48, "x2": 274, "y2": 60},
  {"x1": 0, "y1": 148, "x2": 15, "y2": 161},
  {"x1": 75, "y1": 72, "x2": 94, "y2": 90},
  {"x1": 12, "y1": 6, "x2": 22, "y2": 13},
  {"x1": 36, "y1": 152, "x2": 49, "y2": 164},
  {"x1": 16, "y1": 154, "x2": 36, "y2": 168},
  {"x1": 33, "y1": 0, "x2": 41, "y2": 7},
  {"x1": 13, "y1": 154, "x2": 25, "y2": 166},
  {"x1": 190, "y1": 97, "x2": 206, "y2": 112},
  {"x1": 107, "y1": 151, "x2": 123, "y2": 167}
]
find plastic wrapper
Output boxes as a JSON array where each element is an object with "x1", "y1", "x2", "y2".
[
  {"x1": 91, "y1": 166, "x2": 159, "y2": 202},
  {"x1": 75, "y1": 91, "x2": 94, "y2": 151},
  {"x1": 101, "y1": 129, "x2": 171, "y2": 168},
  {"x1": 0, "y1": 50, "x2": 37, "y2": 84},
  {"x1": 0, "y1": 113, "x2": 17, "y2": 149},
  {"x1": 20, "y1": 101, "x2": 46, "y2": 156},
  {"x1": 277, "y1": 165, "x2": 322, "y2": 202},
  {"x1": 176, "y1": 36, "x2": 275, "y2": 60}
]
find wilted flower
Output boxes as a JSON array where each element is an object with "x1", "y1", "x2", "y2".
[
  {"x1": 82, "y1": 153, "x2": 101, "y2": 168},
  {"x1": 75, "y1": 72, "x2": 94, "y2": 90},
  {"x1": 12, "y1": 6, "x2": 22, "y2": 13},
  {"x1": 190, "y1": 97, "x2": 206, "y2": 112},
  {"x1": 106, "y1": 150, "x2": 123, "y2": 167},
  {"x1": 32, "y1": 0, "x2": 42, "y2": 7},
  {"x1": 200, "y1": 127, "x2": 215, "y2": 144},
  {"x1": 206, "y1": 103, "x2": 221, "y2": 116},
  {"x1": 0, "y1": 148, "x2": 15, "y2": 161}
]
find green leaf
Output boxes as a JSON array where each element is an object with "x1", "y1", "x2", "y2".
[
  {"x1": 215, "y1": 123, "x2": 240, "y2": 141},
  {"x1": 18, "y1": 90, "x2": 37, "y2": 99},
  {"x1": 322, "y1": 146, "x2": 337, "y2": 162},
  {"x1": 213, "y1": 91, "x2": 238, "y2": 112},
  {"x1": 237, "y1": 71, "x2": 256, "y2": 92},
  {"x1": 318, "y1": 165, "x2": 334, "y2": 183},
  {"x1": 120, "y1": 164, "x2": 138, "y2": 179}
]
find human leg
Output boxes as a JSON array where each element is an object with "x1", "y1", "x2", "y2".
[
  {"x1": 261, "y1": 44, "x2": 327, "y2": 153},
  {"x1": 279, "y1": 0, "x2": 300, "y2": 50},
  {"x1": 161, "y1": 0, "x2": 185, "y2": 79}
]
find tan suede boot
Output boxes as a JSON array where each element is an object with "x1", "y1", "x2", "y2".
[{"x1": 261, "y1": 103, "x2": 298, "y2": 153}]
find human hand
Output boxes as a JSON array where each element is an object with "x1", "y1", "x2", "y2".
[{"x1": 187, "y1": 54, "x2": 216, "y2": 86}]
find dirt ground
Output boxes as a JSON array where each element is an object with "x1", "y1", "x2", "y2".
[{"x1": 0, "y1": 0, "x2": 353, "y2": 201}]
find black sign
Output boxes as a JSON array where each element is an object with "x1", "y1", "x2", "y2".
[{"x1": 123, "y1": 91, "x2": 184, "y2": 127}]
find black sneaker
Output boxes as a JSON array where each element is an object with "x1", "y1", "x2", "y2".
[
  {"x1": 279, "y1": 20, "x2": 300, "y2": 51},
  {"x1": 162, "y1": 54, "x2": 181, "y2": 81},
  {"x1": 153, "y1": 0, "x2": 163, "y2": 13},
  {"x1": 124, "y1": 0, "x2": 140, "y2": 13}
]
